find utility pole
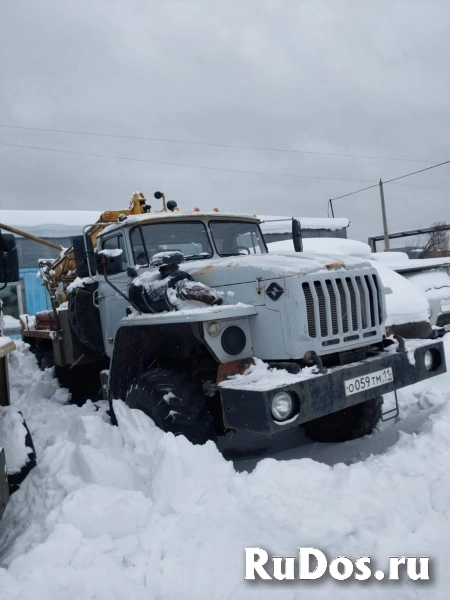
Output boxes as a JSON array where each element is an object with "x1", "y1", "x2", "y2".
[
  {"x1": 329, "y1": 199, "x2": 335, "y2": 218},
  {"x1": 379, "y1": 179, "x2": 390, "y2": 251}
]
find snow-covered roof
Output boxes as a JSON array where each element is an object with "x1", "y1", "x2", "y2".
[
  {"x1": 268, "y1": 238, "x2": 371, "y2": 258},
  {"x1": 0, "y1": 209, "x2": 263, "y2": 239},
  {"x1": 0, "y1": 210, "x2": 101, "y2": 238},
  {"x1": 259, "y1": 215, "x2": 349, "y2": 234},
  {"x1": 393, "y1": 257, "x2": 450, "y2": 273},
  {"x1": 371, "y1": 252, "x2": 450, "y2": 273}
]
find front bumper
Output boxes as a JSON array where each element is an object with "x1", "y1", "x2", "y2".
[{"x1": 220, "y1": 341, "x2": 446, "y2": 435}]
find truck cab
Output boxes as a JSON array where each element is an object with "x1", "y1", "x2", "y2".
[
  {"x1": 95, "y1": 213, "x2": 268, "y2": 357},
  {"x1": 19, "y1": 194, "x2": 448, "y2": 449}
]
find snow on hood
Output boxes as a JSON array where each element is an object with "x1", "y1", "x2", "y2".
[
  {"x1": 369, "y1": 260, "x2": 429, "y2": 326},
  {"x1": 268, "y1": 238, "x2": 372, "y2": 258},
  {"x1": 3, "y1": 341, "x2": 450, "y2": 599},
  {"x1": 183, "y1": 252, "x2": 372, "y2": 286}
]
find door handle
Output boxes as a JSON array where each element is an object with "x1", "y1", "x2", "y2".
[{"x1": 93, "y1": 289, "x2": 100, "y2": 308}]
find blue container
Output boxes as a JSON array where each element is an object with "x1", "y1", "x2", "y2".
[{"x1": 19, "y1": 268, "x2": 51, "y2": 314}]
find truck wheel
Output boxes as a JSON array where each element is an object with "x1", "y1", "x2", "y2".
[
  {"x1": 30, "y1": 345, "x2": 53, "y2": 371},
  {"x1": 68, "y1": 283, "x2": 104, "y2": 356},
  {"x1": 303, "y1": 397, "x2": 382, "y2": 443},
  {"x1": 125, "y1": 369, "x2": 215, "y2": 445},
  {"x1": 40, "y1": 350, "x2": 55, "y2": 371}
]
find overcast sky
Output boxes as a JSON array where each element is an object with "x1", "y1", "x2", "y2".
[{"x1": 1, "y1": 0, "x2": 449, "y2": 243}]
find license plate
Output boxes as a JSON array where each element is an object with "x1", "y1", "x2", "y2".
[{"x1": 345, "y1": 367, "x2": 394, "y2": 396}]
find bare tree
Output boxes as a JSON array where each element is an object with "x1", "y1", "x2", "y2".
[{"x1": 405, "y1": 222, "x2": 450, "y2": 258}]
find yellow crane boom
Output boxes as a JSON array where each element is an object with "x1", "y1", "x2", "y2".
[{"x1": 0, "y1": 191, "x2": 151, "y2": 294}]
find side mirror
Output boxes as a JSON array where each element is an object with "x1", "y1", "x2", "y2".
[
  {"x1": 73, "y1": 234, "x2": 97, "y2": 277},
  {"x1": 0, "y1": 233, "x2": 19, "y2": 283},
  {"x1": 127, "y1": 266, "x2": 138, "y2": 278},
  {"x1": 292, "y1": 219, "x2": 303, "y2": 252},
  {"x1": 96, "y1": 251, "x2": 123, "y2": 276}
]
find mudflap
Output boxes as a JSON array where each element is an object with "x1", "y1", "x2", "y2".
[{"x1": 0, "y1": 409, "x2": 36, "y2": 495}]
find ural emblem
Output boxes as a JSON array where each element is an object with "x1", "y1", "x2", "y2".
[{"x1": 266, "y1": 282, "x2": 284, "y2": 301}]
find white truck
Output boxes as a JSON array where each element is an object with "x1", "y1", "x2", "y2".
[
  {"x1": 372, "y1": 255, "x2": 450, "y2": 331},
  {"x1": 14, "y1": 192, "x2": 446, "y2": 448}
]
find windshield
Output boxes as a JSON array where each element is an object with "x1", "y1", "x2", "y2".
[
  {"x1": 403, "y1": 268, "x2": 450, "y2": 292},
  {"x1": 130, "y1": 221, "x2": 213, "y2": 266},
  {"x1": 208, "y1": 220, "x2": 267, "y2": 256}
]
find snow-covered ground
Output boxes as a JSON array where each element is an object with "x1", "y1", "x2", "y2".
[{"x1": 1, "y1": 341, "x2": 450, "y2": 599}]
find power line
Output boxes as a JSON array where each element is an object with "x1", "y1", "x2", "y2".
[
  {"x1": 0, "y1": 124, "x2": 440, "y2": 164},
  {"x1": 0, "y1": 141, "x2": 382, "y2": 184},
  {"x1": 329, "y1": 160, "x2": 450, "y2": 202},
  {"x1": 330, "y1": 182, "x2": 381, "y2": 202},
  {"x1": 385, "y1": 161, "x2": 450, "y2": 185},
  {"x1": 2, "y1": 141, "x2": 449, "y2": 196},
  {"x1": 388, "y1": 182, "x2": 450, "y2": 191},
  {"x1": 312, "y1": 201, "x2": 330, "y2": 217}
]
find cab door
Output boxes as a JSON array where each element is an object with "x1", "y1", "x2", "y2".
[{"x1": 96, "y1": 233, "x2": 130, "y2": 357}]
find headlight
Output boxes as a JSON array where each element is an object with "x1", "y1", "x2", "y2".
[
  {"x1": 221, "y1": 326, "x2": 246, "y2": 355},
  {"x1": 424, "y1": 350, "x2": 434, "y2": 371},
  {"x1": 207, "y1": 322, "x2": 221, "y2": 337},
  {"x1": 271, "y1": 392, "x2": 294, "y2": 421}
]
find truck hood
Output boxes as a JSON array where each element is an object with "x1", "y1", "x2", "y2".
[{"x1": 183, "y1": 252, "x2": 372, "y2": 287}]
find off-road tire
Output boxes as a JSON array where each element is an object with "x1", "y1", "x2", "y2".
[
  {"x1": 40, "y1": 350, "x2": 55, "y2": 371},
  {"x1": 29, "y1": 340, "x2": 105, "y2": 405},
  {"x1": 303, "y1": 397, "x2": 382, "y2": 443},
  {"x1": 29, "y1": 343, "x2": 53, "y2": 371},
  {"x1": 68, "y1": 283, "x2": 104, "y2": 356},
  {"x1": 125, "y1": 369, "x2": 215, "y2": 445}
]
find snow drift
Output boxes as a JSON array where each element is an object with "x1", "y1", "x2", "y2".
[{"x1": 0, "y1": 343, "x2": 450, "y2": 599}]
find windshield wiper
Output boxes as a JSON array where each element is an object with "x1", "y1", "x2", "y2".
[
  {"x1": 184, "y1": 254, "x2": 211, "y2": 261},
  {"x1": 220, "y1": 252, "x2": 245, "y2": 257}
]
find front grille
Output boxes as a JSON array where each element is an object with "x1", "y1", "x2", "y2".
[{"x1": 302, "y1": 273, "x2": 382, "y2": 342}]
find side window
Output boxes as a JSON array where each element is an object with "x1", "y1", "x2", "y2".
[{"x1": 102, "y1": 235, "x2": 128, "y2": 271}]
